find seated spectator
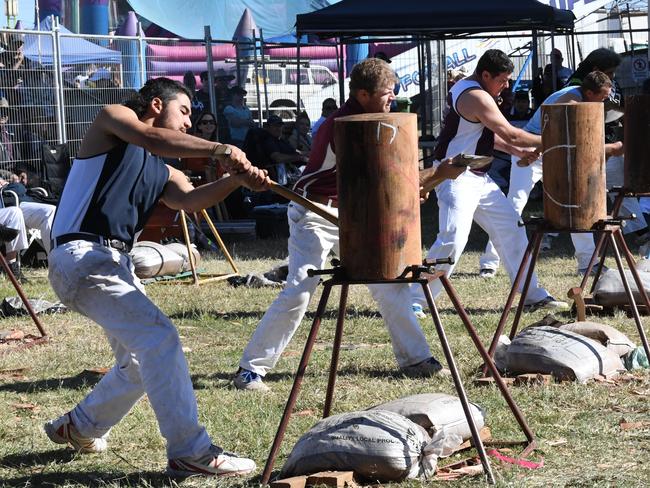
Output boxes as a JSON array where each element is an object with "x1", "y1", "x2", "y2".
[
  {"x1": 509, "y1": 90, "x2": 534, "y2": 128},
  {"x1": 288, "y1": 112, "x2": 312, "y2": 155},
  {"x1": 0, "y1": 171, "x2": 56, "y2": 255},
  {"x1": 312, "y1": 98, "x2": 337, "y2": 138},
  {"x1": 243, "y1": 115, "x2": 307, "y2": 185},
  {"x1": 183, "y1": 111, "x2": 224, "y2": 182},
  {"x1": 224, "y1": 86, "x2": 254, "y2": 148},
  {"x1": 0, "y1": 206, "x2": 28, "y2": 282}
]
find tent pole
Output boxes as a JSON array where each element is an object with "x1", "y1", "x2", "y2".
[
  {"x1": 204, "y1": 25, "x2": 217, "y2": 116},
  {"x1": 336, "y1": 39, "x2": 345, "y2": 105},
  {"x1": 296, "y1": 32, "x2": 301, "y2": 120},
  {"x1": 417, "y1": 36, "x2": 427, "y2": 141}
]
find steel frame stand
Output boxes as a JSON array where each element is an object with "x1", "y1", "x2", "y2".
[
  {"x1": 155, "y1": 208, "x2": 239, "y2": 286},
  {"x1": 484, "y1": 217, "x2": 650, "y2": 372},
  {"x1": 0, "y1": 252, "x2": 48, "y2": 355},
  {"x1": 260, "y1": 263, "x2": 537, "y2": 485}
]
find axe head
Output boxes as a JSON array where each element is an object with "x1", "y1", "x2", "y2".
[{"x1": 450, "y1": 153, "x2": 494, "y2": 170}]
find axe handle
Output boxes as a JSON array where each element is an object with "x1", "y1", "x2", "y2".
[
  {"x1": 214, "y1": 146, "x2": 339, "y2": 226},
  {"x1": 268, "y1": 181, "x2": 339, "y2": 226}
]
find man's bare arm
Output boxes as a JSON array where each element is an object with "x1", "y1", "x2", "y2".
[
  {"x1": 457, "y1": 90, "x2": 541, "y2": 149},
  {"x1": 160, "y1": 165, "x2": 270, "y2": 213},
  {"x1": 78, "y1": 104, "x2": 251, "y2": 173}
]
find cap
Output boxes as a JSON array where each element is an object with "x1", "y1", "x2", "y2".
[
  {"x1": 266, "y1": 114, "x2": 283, "y2": 126},
  {"x1": 373, "y1": 51, "x2": 391, "y2": 63},
  {"x1": 215, "y1": 68, "x2": 235, "y2": 81}
]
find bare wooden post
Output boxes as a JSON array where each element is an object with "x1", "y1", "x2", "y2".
[
  {"x1": 334, "y1": 113, "x2": 421, "y2": 280},
  {"x1": 624, "y1": 94, "x2": 650, "y2": 192},
  {"x1": 541, "y1": 102, "x2": 606, "y2": 230}
]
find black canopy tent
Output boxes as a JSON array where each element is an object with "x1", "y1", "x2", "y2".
[
  {"x1": 296, "y1": 0, "x2": 575, "y2": 38},
  {"x1": 294, "y1": 0, "x2": 576, "y2": 137}
]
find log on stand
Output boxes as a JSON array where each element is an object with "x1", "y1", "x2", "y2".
[
  {"x1": 542, "y1": 102, "x2": 606, "y2": 231},
  {"x1": 335, "y1": 112, "x2": 422, "y2": 280}
]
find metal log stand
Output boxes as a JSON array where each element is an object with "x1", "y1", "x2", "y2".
[
  {"x1": 260, "y1": 261, "x2": 537, "y2": 485},
  {"x1": 484, "y1": 216, "x2": 650, "y2": 370}
]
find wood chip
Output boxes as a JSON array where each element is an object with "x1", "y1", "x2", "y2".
[
  {"x1": 620, "y1": 421, "x2": 650, "y2": 431},
  {"x1": 83, "y1": 367, "x2": 110, "y2": 375},
  {"x1": 12, "y1": 403, "x2": 39, "y2": 411}
]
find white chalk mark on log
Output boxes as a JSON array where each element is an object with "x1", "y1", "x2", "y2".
[{"x1": 376, "y1": 122, "x2": 397, "y2": 144}]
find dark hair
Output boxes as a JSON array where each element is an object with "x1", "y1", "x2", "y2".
[
  {"x1": 322, "y1": 97, "x2": 337, "y2": 110},
  {"x1": 475, "y1": 49, "x2": 514, "y2": 77},
  {"x1": 124, "y1": 77, "x2": 192, "y2": 118},
  {"x1": 183, "y1": 71, "x2": 196, "y2": 92},
  {"x1": 192, "y1": 110, "x2": 218, "y2": 141},
  {"x1": 581, "y1": 70, "x2": 612, "y2": 94},
  {"x1": 200, "y1": 71, "x2": 209, "y2": 82},
  {"x1": 572, "y1": 48, "x2": 621, "y2": 81}
]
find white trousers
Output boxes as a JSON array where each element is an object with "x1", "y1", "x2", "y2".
[
  {"x1": 48, "y1": 241, "x2": 211, "y2": 459},
  {"x1": 0, "y1": 207, "x2": 28, "y2": 253},
  {"x1": 479, "y1": 156, "x2": 596, "y2": 270},
  {"x1": 412, "y1": 170, "x2": 549, "y2": 307},
  {"x1": 606, "y1": 155, "x2": 647, "y2": 234},
  {"x1": 20, "y1": 201, "x2": 55, "y2": 253},
  {"x1": 240, "y1": 202, "x2": 433, "y2": 376}
]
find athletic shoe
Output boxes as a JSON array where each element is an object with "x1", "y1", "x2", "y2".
[
  {"x1": 401, "y1": 357, "x2": 450, "y2": 377},
  {"x1": 167, "y1": 444, "x2": 256, "y2": 477},
  {"x1": 412, "y1": 303, "x2": 427, "y2": 319},
  {"x1": 540, "y1": 235, "x2": 554, "y2": 252},
  {"x1": 479, "y1": 268, "x2": 496, "y2": 279},
  {"x1": 523, "y1": 295, "x2": 570, "y2": 313},
  {"x1": 578, "y1": 265, "x2": 609, "y2": 277},
  {"x1": 44, "y1": 412, "x2": 108, "y2": 453},
  {"x1": 233, "y1": 368, "x2": 270, "y2": 392}
]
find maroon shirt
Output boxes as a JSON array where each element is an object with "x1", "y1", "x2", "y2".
[{"x1": 293, "y1": 98, "x2": 364, "y2": 201}]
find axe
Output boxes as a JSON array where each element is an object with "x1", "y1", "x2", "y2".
[{"x1": 214, "y1": 145, "x2": 339, "y2": 226}]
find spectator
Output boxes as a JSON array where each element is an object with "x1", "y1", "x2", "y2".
[
  {"x1": 542, "y1": 48, "x2": 573, "y2": 97},
  {"x1": 0, "y1": 97, "x2": 18, "y2": 163},
  {"x1": 182, "y1": 70, "x2": 204, "y2": 120},
  {"x1": 224, "y1": 86, "x2": 254, "y2": 148},
  {"x1": 196, "y1": 69, "x2": 233, "y2": 143},
  {"x1": 509, "y1": 90, "x2": 534, "y2": 124},
  {"x1": 184, "y1": 111, "x2": 224, "y2": 182},
  {"x1": 287, "y1": 112, "x2": 312, "y2": 155},
  {"x1": 243, "y1": 114, "x2": 307, "y2": 185},
  {"x1": 312, "y1": 98, "x2": 337, "y2": 138},
  {"x1": 0, "y1": 206, "x2": 28, "y2": 282}
]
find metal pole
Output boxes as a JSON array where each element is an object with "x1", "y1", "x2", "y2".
[
  {"x1": 259, "y1": 29, "x2": 270, "y2": 121},
  {"x1": 252, "y1": 29, "x2": 263, "y2": 125},
  {"x1": 51, "y1": 17, "x2": 66, "y2": 144},
  {"x1": 136, "y1": 21, "x2": 146, "y2": 87},
  {"x1": 296, "y1": 36, "x2": 301, "y2": 118},
  {"x1": 204, "y1": 25, "x2": 217, "y2": 116},
  {"x1": 336, "y1": 40, "x2": 345, "y2": 105}
]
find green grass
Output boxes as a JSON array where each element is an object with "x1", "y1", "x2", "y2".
[{"x1": 1, "y1": 199, "x2": 649, "y2": 487}]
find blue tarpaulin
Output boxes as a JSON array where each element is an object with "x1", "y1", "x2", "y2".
[
  {"x1": 125, "y1": 0, "x2": 335, "y2": 39},
  {"x1": 23, "y1": 16, "x2": 121, "y2": 66}
]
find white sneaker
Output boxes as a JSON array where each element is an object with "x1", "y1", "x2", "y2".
[
  {"x1": 233, "y1": 368, "x2": 270, "y2": 392},
  {"x1": 401, "y1": 357, "x2": 450, "y2": 377},
  {"x1": 479, "y1": 268, "x2": 496, "y2": 279},
  {"x1": 523, "y1": 295, "x2": 570, "y2": 313},
  {"x1": 44, "y1": 412, "x2": 108, "y2": 453},
  {"x1": 167, "y1": 444, "x2": 256, "y2": 477},
  {"x1": 412, "y1": 303, "x2": 427, "y2": 319}
]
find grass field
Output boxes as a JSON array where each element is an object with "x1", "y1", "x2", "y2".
[{"x1": 1, "y1": 199, "x2": 649, "y2": 487}]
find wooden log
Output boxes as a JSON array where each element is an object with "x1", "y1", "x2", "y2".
[
  {"x1": 624, "y1": 94, "x2": 650, "y2": 192},
  {"x1": 541, "y1": 102, "x2": 606, "y2": 230},
  {"x1": 334, "y1": 113, "x2": 422, "y2": 280}
]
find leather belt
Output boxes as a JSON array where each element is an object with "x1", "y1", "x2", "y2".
[
  {"x1": 52, "y1": 232, "x2": 132, "y2": 253},
  {"x1": 304, "y1": 192, "x2": 338, "y2": 208}
]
